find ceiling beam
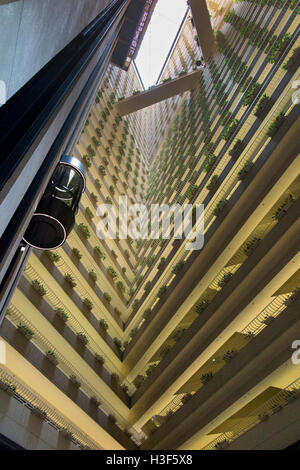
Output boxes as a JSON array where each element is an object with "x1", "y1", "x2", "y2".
[
  {"x1": 115, "y1": 70, "x2": 201, "y2": 115},
  {"x1": 189, "y1": 0, "x2": 216, "y2": 61}
]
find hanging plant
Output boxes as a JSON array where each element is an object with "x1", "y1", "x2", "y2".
[
  {"x1": 83, "y1": 298, "x2": 93, "y2": 310},
  {"x1": 54, "y1": 307, "x2": 69, "y2": 322},
  {"x1": 77, "y1": 332, "x2": 88, "y2": 345},
  {"x1": 237, "y1": 160, "x2": 253, "y2": 180},
  {"x1": 78, "y1": 223, "x2": 91, "y2": 239},
  {"x1": 45, "y1": 251, "x2": 61, "y2": 263},
  {"x1": 64, "y1": 273, "x2": 77, "y2": 288},
  {"x1": 266, "y1": 112, "x2": 286, "y2": 137},
  {"x1": 17, "y1": 323, "x2": 34, "y2": 340},
  {"x1": 31, "y1": 279, "x2": 47, "y2": 296}
]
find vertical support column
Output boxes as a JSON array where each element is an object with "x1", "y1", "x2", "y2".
[{"x1": 189, "y1": 0, "x2": 216, "y2": 61}]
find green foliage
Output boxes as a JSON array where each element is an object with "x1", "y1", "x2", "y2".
[
  {"x1": 77, "y1": 332, "x2": 88, "y2": 345},
  {"x1": 64, "y1": 273, "x2": 77, "y2": 287},
  {"x1": 83, "y1": 298, "x2": 93, "y2": 310},
  {"x1": 266, "y1": 112, "x2": 285, "y2": 137},
  {"x1": 72, "y1": 247, "x2": 82, "y2": 259},
  {"x1": 78, "y1": 223, "x2": 91, "y2": 239},
  {"x1": 172, "y1": 260, "x2": 185, "y2": 275},
  {"x1": 31, "y1": 279, "x2": 47, "y2": 296},
  {"x1": 45, "y1": 251, "x2": 61, "y2": 262},
  {"x1": 94, "y1": 246, "x2": 106, "y2": 260},
  {"x1": 17, "y1": 323, "x2": 34, "y2": 339}
]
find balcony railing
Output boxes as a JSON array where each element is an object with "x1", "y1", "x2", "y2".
[
  {"x1": 202, "y1": 375, "x2": 300, "y2": 450},
  {"x1": 0, "y1": 367, "x2": 99, "y2": 450}
]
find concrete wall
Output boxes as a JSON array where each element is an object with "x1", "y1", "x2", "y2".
[
  {"x1": 230, "y1": 396, "x2": 300, "y2": 450},
  {"x1": 0, "y1": 0, "x2": 112, "y2": 100},
  {"x1": 0, "y1": 388, "x2": 80, "y2": 450}
]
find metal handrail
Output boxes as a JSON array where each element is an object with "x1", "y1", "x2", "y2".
[
  {"x1": 0, "y1": 367, "x2": 100, "y2": 450},
  {"x1": 202, "y1": 375, "x2": 300, "y2": 450}
]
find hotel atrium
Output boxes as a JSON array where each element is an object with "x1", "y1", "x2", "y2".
[{"x1": 0, "y1": 0, "x2": 299, "y2": 451}]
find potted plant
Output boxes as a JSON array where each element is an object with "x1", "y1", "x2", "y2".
[
  {"x1": 90, "y1": 396, "x2": 101, "y2": 407},
  {"x1": 283, "y1": 47, "x2": 300, "y2": 72},
  {"x1": 284, "y1": 289, "x2": 300, "y2": 307},
  {"x1": 129, "y1": 327, "x2": 138, "y2": 339},
  {"x1": 215, "y1": 439, "x2": 230, "y2": 450},
  {"x1": 85, "y1": 207, "x2": 94, "y2": 219},
  {"x1": 254, "y1": 94, "x2": 272, "y2": 120},
  {"x1": 204, "y1": 154, "x2": 217, "y2": 172},
  {"x1": 78, "y1": 223, "x2": 91, "y2": 239},
  {"x1": 206, "y1": 174, "x2": 220, "y2": 191},
  {"x1": 54, "y1": 307, "x2": 69, "y2": 323},
  {"x1": 108, "y1": 414, "x2": 117, "y2": 424},
  {"x1": 94, "y1": 246, "x2": 106, "y2": 261},
  {"x1": 221, "y1": 118, "x2": 238, "y2": 141},
  {"x1": 64, "y1": 273, "x2": 77, "y2": 288},
  {"x1": 111, "y1": 372, "x2": 120, "y2": 385},
  {"x1": 132, "y1": 299, "x2": 139, "y2": 311},
  {"x1": 157, "y1": 285, "x2": 167, "y2": 299},
  {"x1": 95, "y1": 353, "x2": 105, "y2": 365},
  {"x1": 213, "y1": 198, "x2": 228, "y2": 217},
  {"x1": 31, "y1": 279, "x2": 47, "y2": 296},
  {"x1": 121, "y1": 384, "x2": 129, "y2": 394},
  {"x1": 229, "y1": 140, "x2": 245, "y2": 160},
  {"x1": 201, "y1": 372, "x2": 214, "y2": 385},
  {"x1": 72, "y1": 248, "x2": 82, "y2": 260},
  {"x1": 267, "y1": 112, "x2": 286, "y2": 138},
  {"x1": 144, "y1": 281, "x2": 152, "y2": 293},
  {"x1": 69, "y1": 375, "x2": 81, "y2": 388},
  {"x1": 99, "y1": 319, "x2": 108, "y2": 332},
  {"x1": 77, "y1": 332, "x2": 88, "y2": 346},
  {"x1": 17, "y1": 323, "x2": 34, "y2": 340},
  {"x1": 83, "y1": 298, "x2": 93, "y2": 311},
  {"x1": 113, "y1": 338, "x2": 122, "y2": 349},
  {"x1": 82, "y1": 155, "x2": 91, "y2": 168},
  {"x1": 45, "y1": 251, "x2": 61, "y2": 263},
  {"x1": 46, "y1": 350, "x2": 59, "y2": 366},
  {"x1": 273, "y1": 195, "x2": 294, "y2": 220},
  {"x1": 143, "y1": 308, "x2": 152, "y2": 320},
  {"x1": 223, "y1": 349, "x2": 238, "y2": 363},
  {"x1": 103, "y1": 292, "x2": 112, "y2": 303},
  {"x1": 195, "y1": 299, "x2": 209, "y2": 314},
  {"x1": 243, "y1": 237, "x2": 261, "y2": 256},
  {"x1": 98, "y1": 165, "x2": 106, "y2": 176},
  {"x1": 238, "y1": 160, "x2": 253, "y2": 180},
  {"x1": 88, "y1": 270, "x2": 97, "y2": 282},
  {"x1": 172, "y1": 260, "x2": 185, "y2": 275}
]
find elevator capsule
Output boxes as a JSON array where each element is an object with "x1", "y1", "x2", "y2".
[{"x1": 23, "y1": 155, "x2": 86, "y2": 250}]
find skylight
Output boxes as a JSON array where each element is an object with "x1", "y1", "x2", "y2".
[{"x1": 135, "y1": 0, "x2": 188, "y2": 89}]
